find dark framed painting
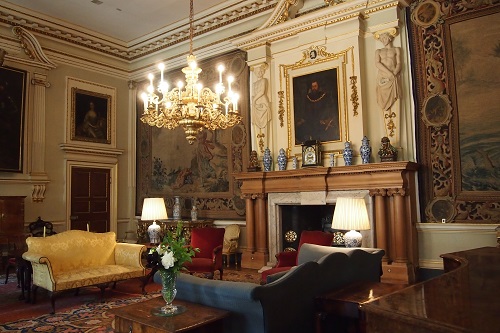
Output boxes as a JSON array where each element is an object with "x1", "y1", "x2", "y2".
[
  {"x1": 0, "y1": 66, "x2": 26, "y2": 173},
  {"x1": 292, "y1": 68, "x2": 340, "y2": 145},
  {"x1": 282, "y1": 45, "x2": 350, "y2": 159},
  {"x1": 71, "y1": 88, "x2": 111, "y2": 144},
  {"x1": 410, "y1": 0, "x2": 500, "y2": 222},
  {"x1": 136, "y1": 50, "x2": 251, "y2": 219}
]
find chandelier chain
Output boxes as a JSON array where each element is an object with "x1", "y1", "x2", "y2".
[{"x1": 189, "y1": 0, "x2": 194, "y2": 55}]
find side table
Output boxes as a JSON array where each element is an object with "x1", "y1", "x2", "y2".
[{"x1": 315, "y1": 281, "x2": 407, "y2": 333}]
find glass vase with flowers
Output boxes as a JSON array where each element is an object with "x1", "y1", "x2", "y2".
[{"x1": 148, "y1": 222, "x2": 197, "y2": 316}]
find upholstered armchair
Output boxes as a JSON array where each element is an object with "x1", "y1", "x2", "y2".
[
  {"x1": 261, "y1": 230, "x2": 334, "y2": 283},
  {"x1": 222, "y1": 224, "x2": 241, "y2": 267},
  {"x1": 183, "y1": 227, "x2": 225, "y2": 280}
]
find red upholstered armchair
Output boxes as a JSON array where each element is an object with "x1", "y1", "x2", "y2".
[
  {"x1": 261, "y1": 230, "x2": 334, "y2": 284},
  {"x1": 183, "y1": 227, "x2": 225, "y2": 280}
]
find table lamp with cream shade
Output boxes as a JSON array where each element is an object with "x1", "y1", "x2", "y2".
[
  {"x1": 331, "y1": 197, "x2": 370, "y2": 247},
  {"x1": 141, "y1": 198, "x2": 168, "y2": 245}
]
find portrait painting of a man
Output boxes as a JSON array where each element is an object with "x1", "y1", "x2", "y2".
[{"x1": 293, "y1": 68, "x2": 340, "y2": 145}]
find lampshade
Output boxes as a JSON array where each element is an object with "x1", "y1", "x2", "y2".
[
  {"x1": 141, "y1": 198, "x2": 168, "y2": 221},
  {"x1": 332, "y1": 197, "x2": 370, "y2": 247}
]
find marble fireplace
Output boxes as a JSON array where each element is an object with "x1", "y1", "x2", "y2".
[{"x1": 234, "y1": 162, "x2": 419, "y2": 284}]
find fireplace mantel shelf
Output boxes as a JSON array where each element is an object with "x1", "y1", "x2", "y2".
[
  {"x1": 234, "y1": 161, "x2": 420, "y2": 284},
  {"x1": 234, "y1": 161, "x2": 419, "y2": 194}
]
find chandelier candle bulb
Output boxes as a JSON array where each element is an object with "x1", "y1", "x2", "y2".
[
  {"x1": 218, "y1": 65, "x2": 224, "y2": 83},
  {"x1": 159, "y1": 63, "x2": 164, "y2": 81}
]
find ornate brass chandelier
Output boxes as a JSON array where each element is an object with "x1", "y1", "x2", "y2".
[{"x1": 140, "y1": 0, "x2": 242, "y2": 144}]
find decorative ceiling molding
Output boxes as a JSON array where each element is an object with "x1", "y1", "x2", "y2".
[{"x1": 0, "y1": 2, "x2": 277, "y2": 62}]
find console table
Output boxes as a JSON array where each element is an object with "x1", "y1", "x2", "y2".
[
  {"x1": 137, "y1": 219, "x2": 214, "y2": 244},
  {"x1": 362, "y1": 247, "x2": 500, "y2": 333}
]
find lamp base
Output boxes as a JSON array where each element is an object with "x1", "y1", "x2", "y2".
[
  {"x1": 344, "y1": 230, "x2": 362, "y2": 247},
  {"x1": 148, "y1": 220, "x2": 161, "y2": 245}
]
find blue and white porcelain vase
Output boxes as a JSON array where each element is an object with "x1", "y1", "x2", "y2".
[
  {"x1": 263, "y1": 148, "x2": 272, "y2": 172},
  {"x1": 292, "y1": 156, "x2": 298, "y2": 169},
  {"x1": 360, "y1": 136, "x2": 372, "y2": 164},
  {"x1": 172, "y1": 196, "x2": 181, "y2": 220},
  {"x1": 277, "y1": 148, "x2": 287, "y2": 171},
  {"x1": 342, "y1": 141, "x2": 353, "y2": 166}
]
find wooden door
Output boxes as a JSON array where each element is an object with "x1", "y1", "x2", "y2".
[{"x1": 70, "y1": 167, "x2": 110, "y2": 233}]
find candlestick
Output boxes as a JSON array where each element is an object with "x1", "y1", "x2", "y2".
[
  {"x1": 87, "y1": 223, "x2": 89, "y2": 232},
  {"x1": 43, "y1": 226, "x2": 46, "y2": 237}
]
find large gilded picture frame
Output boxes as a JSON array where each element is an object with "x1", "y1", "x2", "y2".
[
  {"x1": 71, "y1": 88, "x2": 111, "y2": 144},
  {"x1": 410, "y1": 0, "x2": 500, "y2": 222},
  {"x1": 0, "y1": 66, "x2": 26, "y2": 173},
  {"x1": 66, "y1": 77, "x2": 116, "y2": 147},
  {"x1": 281, "y1": 46, "x2": 350, "y2": 158}
]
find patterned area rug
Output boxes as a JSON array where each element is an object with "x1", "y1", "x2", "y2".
[
  {"x1": 0, "y1": 268, "x2": 260, "y2": 332},
  {"x1": 0, "y1": 293, "x2": 159, "y2": 333}
]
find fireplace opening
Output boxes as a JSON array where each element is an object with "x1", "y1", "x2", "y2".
[
  {"x1": 266, "y1": 190, "x2": 373, "y2": 267},
  {"x1": 280, "y1": 205, "x2": 335, "y2": 251}
]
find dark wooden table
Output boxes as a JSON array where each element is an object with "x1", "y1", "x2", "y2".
[
  {"x1": 363, "y1": 247, "x2": 500, "y2": 333},
  {"x1": 315, "y1": 281, "x2": 408, "y2": 333},
  {"x1": 110, "y1": 296, "x2": 229, "y2": 333}
]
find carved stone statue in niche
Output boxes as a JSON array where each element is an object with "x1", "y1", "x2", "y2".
[
  {"x1": 252, "y1": 64, "x2": 271, "y2": 129},
  {"x1": 375, "y1": 28, "x2": 402, "y2": 144},
  {"x1": 251, "y1": 63, "x2": 271, "y2": 153},
  {"x1": 375, "y1": 29, "x2": 401, "y2": 111}
]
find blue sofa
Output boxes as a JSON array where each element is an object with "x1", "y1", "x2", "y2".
[{"x1": 154, "y1": 244, "x2": 385, "y2": 333}]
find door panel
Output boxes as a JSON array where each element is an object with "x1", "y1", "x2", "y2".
[{"x1": 71, "y1": 167, "x2": 110, "y2": 233}]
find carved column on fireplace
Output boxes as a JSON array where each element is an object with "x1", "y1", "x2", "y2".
[
  {"x1": 241, "y1": 193, "x2": 270, "y2": 269},
  {"x1": 234, "y1": 161, "x2": 419, "y2": 284}
]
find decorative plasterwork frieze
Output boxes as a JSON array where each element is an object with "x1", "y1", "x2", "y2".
[
  {"x1": 259, "y1": 0, "x2": 306, "y2": 28},
  {"x1": 234, "y1": 0, "x2": 404, "y2": 50},
  {"x1": 11, "y1": 26, "x2": 56, "y2": 69},
  {"x1": 0, "y1": 1, "x2": 276, "y2": 61}
]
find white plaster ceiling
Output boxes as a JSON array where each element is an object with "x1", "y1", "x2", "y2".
[{"x1": 3, "y1": 0, "x2": 236, "y2": 43}]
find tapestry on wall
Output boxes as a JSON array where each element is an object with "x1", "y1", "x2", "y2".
[
  {"x1": 136, "y1": 50, "x2": 250, "y2": 220},
  {"x1": 409, "y1": 0, "x2": 500, "y2": 222}
]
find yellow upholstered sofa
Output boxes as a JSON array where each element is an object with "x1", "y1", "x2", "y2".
[{"x1": 22, "y1": 230, "x2": 146, "y2": 313}]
